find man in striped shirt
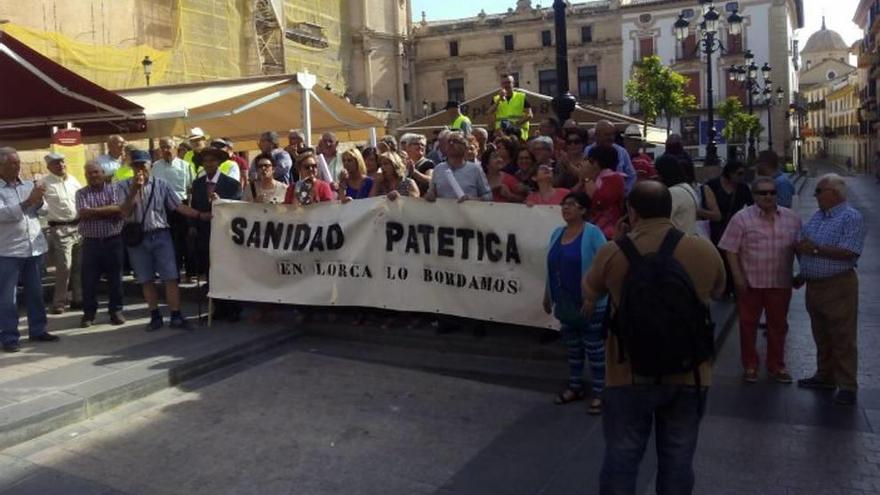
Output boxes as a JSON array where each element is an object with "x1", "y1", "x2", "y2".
[
  {"x1": 75, "y1": 161, "x2": 126, "y2": 328},
  {"x1": 719, "y1": 177, "x2": 802, "y2": 384}
]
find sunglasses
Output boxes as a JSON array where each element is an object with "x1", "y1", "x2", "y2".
[{"x1": 754, "y1": 190, "x2": 777, "y2": 196}]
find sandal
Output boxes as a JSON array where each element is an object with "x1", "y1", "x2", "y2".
[
  {"x1": 587, "y1": 398, "x2": 603, "y2": 415},
  {"x1": 554, "y1": 389, "x2": 586, "y2": 405}
]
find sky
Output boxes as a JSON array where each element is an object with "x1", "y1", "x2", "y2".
[{"x1": 411, "y1": 0, "x2": 865, "y2": 48}]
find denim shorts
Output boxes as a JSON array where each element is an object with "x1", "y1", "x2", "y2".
[{"x1": 127, "y1": 229, "x2": 179, "y2": 284}]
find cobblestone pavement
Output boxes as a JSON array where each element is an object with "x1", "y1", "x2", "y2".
[{"x1": 0, "y1": 168, "x2": 878, "y2": 495}]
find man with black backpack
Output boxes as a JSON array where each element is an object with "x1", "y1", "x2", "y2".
[{"x1": 582, "y1": 181, "x2": 726, "y2": 495}]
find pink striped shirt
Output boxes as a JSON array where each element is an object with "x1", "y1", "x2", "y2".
[{"x1": 718, "y1": 205, "x2": 802, "y2": 288}]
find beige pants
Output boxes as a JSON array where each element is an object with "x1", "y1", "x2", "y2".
[
  {"x1": 47, "y1": 226, "x2": 82, "y2": 307},
  {"x1": 805, "y1": 270, "x2": 859, "y2": 391}
]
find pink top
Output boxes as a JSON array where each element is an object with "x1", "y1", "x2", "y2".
[
  {"x1": 526, "y1": 188, "x2": 570, "y2": 206},
  {"x1": 718, "y1": 205, "x2": 802, "y2": 288}
]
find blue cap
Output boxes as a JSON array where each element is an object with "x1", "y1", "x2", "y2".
[{"x1": 129, "y1": 149, "x2": 151, "y2": 164}]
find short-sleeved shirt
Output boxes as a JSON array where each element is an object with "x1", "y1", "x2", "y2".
[
  {"x1": 284, "y1": 179, "x2": 334, "y2": 205},
  {"x1": 799, "y1": 202, "x2": 866, "y2": 280},
  {"x1": 76, "y1": 184, "x2": 124, "y2": 239},
  {"x1": 772, "y1": 171, "x2": 796, "y2": 209},
  {"x1": 718, "y1": 205, "x2": 801, "y2": 288},
  {"x1": 668, "y1": 183, "x2": 698, "y2": 235},
  {"x1": 150, "y1": 158, "x2": 192, "y2": 201},
  {"x1": 430, "y1": 161, "x2": 492, "y2": 201},
  {"x1": 115, "y1": 177, "x2": 182, "y2": 231}
]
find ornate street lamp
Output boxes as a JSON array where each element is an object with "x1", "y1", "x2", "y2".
[
  {"x1": 761, "y1": 87, "x2": 786, "y2": 149},
  {"x1": 728, "y1": 49, "x2": 774, "y2": 161},
  {"x1": 141, "y1": 56, "x2": 153, "y2": 87},
  {"x1": 676, "y1": 2, "x2": 743, "y2": 166}
]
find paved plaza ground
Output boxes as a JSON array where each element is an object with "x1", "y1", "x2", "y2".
[{"x1": 0, "y1": 166, "x2": 878, "y2": 494}]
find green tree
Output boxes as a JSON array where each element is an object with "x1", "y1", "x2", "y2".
[
  {"x1": 717, "y1": 97, "x2": 762, "y2": 144},
  {"x1": 625, "y1": 55, "x2": 696, "y2": 136}
]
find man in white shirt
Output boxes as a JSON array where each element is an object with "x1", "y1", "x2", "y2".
[
  {"x1": 41, "y1": 152, "x2": 83, "y2": 313},
  {"x1": 0, "y1": 147, "x2": 60, "y2": 352},
  {"x1": 96, "y1": 135, "x2": 126, "y2": 182}
]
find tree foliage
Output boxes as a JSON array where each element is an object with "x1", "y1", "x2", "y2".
[
  {"x1": 625, "y1": 55, "x2": 697, "y2": 136},
  {"x1": 717, "y1": 97, "x2": 763, "y2": 144}
]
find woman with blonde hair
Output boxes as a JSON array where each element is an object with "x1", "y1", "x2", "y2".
[
  {"x1": 338, "y1": 148, "x2": 373, "y2": 200},
  {"x1": 369, "y1": 151, "x2": 420, "y2": 200}
]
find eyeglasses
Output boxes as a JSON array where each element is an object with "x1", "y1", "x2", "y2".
[
  {"x1": 754, "y1": 190, "x2": 777, "y2": 196},
  {"x1": 302, "y1": 163, "x2": 318, "y2": 170},
  {"x1": 814, "y1": 187, "x2": 829, "y2": 195}
]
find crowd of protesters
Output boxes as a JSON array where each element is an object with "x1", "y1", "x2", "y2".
[{"x1": 0, "y1": 72, "x2": 868, "y2": 495}]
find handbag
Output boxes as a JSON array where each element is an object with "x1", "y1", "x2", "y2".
[{"x1": 122, "y1": 181, "x2": 155, "y2": 247}]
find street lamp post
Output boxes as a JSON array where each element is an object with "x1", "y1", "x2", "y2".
[
  {"x1": 141, "y1": 56, "x2": 154, "y2": 153},
  {"x1": 141, "y1": 56, "x2": 153, "y2": 87},
  {"x1": 550, "y1": 0, "x2": 577, "y2": 124},
  {"x1": 675, "y1": 1, "x2": 742, "y2": 167},
  {"x1": 761, "y1": 86, "x2": 785, "y2": 149},
  {"x1": 728, "y1": 50, "x2": 773, "y2": 162}
]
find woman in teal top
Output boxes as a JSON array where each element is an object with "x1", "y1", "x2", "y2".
[{"x1": 543, "y1": 192, "x2": 608, "y2": 414}]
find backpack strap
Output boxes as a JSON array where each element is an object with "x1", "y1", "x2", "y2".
[
  {"x1": 658, "y1": 228, "x2": 684, "y2": 257},
  {"x1": 614, "y1": 235, "x2": 642, "y2": 265}
]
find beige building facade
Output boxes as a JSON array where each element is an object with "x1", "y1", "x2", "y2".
[
  {"x1": 410, "y1": 0, "x2": 626, "y2": 119},
  {"x1": 798, "y1": 21, "x2": 868, "y2": 169},
  {"x1": 0, "y1": 0, "x2": 411, "y2": 124}
]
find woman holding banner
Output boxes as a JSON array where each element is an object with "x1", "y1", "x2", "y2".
[
  {"x1": 543, "y1": 192, "x2": 607, "y2": 415},
  {"x1": 339, "y1": 148, "x2": 373, "y2": 200},
  {"x1": 284, "y1": 152, "x2": 334, "y2": 206},
  {"x1": 243, "y1": 154, "x2": 288, "y2": 204},
  {"x1": 369, "y1": 152, "x2": 420, "y2": 200}
]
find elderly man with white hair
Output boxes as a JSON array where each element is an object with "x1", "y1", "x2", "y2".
[
  {"x1": 583, "y1": 120, "x2": 637, "y2": 194},
  {"x1": 0, "y1": 147, "x2": 59, "y2": 352},
  {"x1": 41, "y1": 152, "x2": 83, "y2": 314},
  {"x1": 401, "y1": 133, "x2": 435, "y2": 195},
  {"x1": 427, "y1": 129, "x2": 453, "y2": 165},
  {"x1": 794, "y1": 173, "x2": 867, "y2": 406}
]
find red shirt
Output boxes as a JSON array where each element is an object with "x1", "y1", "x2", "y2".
[
  {"x1": 590, "y1": 170, "x2": 625, "y2": 239},
  {"x1": 284, "y1": 179, "x2": 334, "y2": 205},
  {"x1": 631, "y1": 153, "x2": 656, "y2": 181},
  {"x1": 231, "y1": 154, "x2": 249, "y2": 178},
  {"x1": 494, "y1": 172, "x2": 524, "y2": 202}
]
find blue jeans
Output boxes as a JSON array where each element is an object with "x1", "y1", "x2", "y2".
[
  {"x1": 600, "y1": 385, "x2": 707, "y2": 495},
  {"x1": 0, "y1": 255, "x2": 48, "y2": 345},
  {"x1": 81, "y1": 236, "x2": 124, "y2": 317}
]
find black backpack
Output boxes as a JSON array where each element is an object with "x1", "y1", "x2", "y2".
[{"x1": 610, "y1": 228, "x2": 714, "y2": 381}]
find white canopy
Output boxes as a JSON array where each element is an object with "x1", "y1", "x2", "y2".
[{"x1": 117, "y1": 74, "x2": 384, "y2": 148}]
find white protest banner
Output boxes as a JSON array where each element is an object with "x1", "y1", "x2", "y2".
[{"x1": 209, "y1": 197, "x2": 562, "y2": 329}]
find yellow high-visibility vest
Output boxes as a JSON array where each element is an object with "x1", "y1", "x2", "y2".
[
  {"x1": 112, "y1": 165, "x2": 133, "y2": 182},
  {"x1": 451, "y1": 114, "x2": 471, "y2": 131},
  {"x1": 493, "y1": 91, "x2": 530, "y2": 140}
]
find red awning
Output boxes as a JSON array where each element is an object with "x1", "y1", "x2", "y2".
[{"x1": 0, "y1": 30, "x2": 146, "y2": 143}]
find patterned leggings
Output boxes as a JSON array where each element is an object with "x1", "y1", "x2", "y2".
[{"x1": 560, "y1": 306, "x2": 606, "y2": 396}]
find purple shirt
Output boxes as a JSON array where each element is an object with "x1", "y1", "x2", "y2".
[{"x1": 76, "y1": 184, "x2": 124, "y2": 239}]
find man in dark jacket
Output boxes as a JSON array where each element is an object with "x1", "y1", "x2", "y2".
[{"x1": 191, "y1": 147, "x2": 242, "y2": 321}]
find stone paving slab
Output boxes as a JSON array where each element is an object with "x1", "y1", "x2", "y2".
[{"x1": 0, "y1": 306, "x2": 302, "y2": 451}]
